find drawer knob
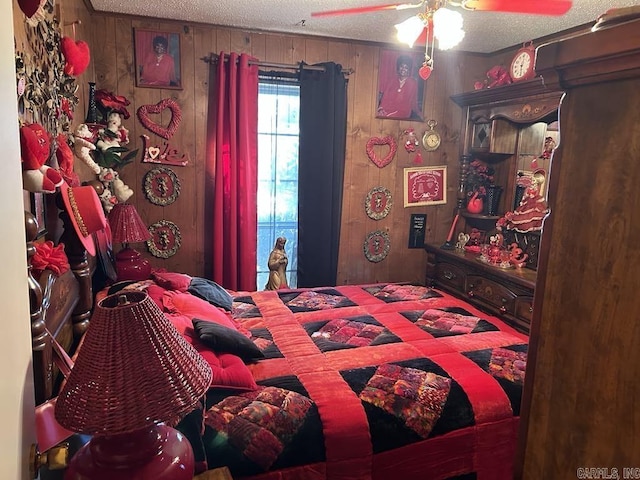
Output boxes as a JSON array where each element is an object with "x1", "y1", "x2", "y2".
[
  {"x1": 500, "y1": 305, "x2": 507, "y2": 313},
  {"x1": 467, "y1": 290, "x2": 474, "y2": 297},
  {"x1": 443, "y1": 271, "x2": 455, "y2": 280}
]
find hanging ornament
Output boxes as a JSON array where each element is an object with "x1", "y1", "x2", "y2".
[{"x1": 402, "y1": 128, "x2": 419, "y2": 153}]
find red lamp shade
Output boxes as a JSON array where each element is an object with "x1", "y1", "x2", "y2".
[
  {"x1": 108, "y1": 203, "x2": 152, "y2": 282},
  {"x1": 55, "y1": 291, "x2": 213, "y2": 479}
]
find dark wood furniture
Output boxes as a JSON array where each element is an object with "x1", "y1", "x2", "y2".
[
  {"x1": 27, "y1": 196, "x2": 94, "y2": 406},
  {"x1": 424, "y1": 243, "x2": 536, "y2": 333},
  {"x1": 425, "y1": 78, "x2": 563, "y2": 334},
  {"x1": 516, "y1": 12, "x2": 640, "y2": 478},
  {"x1": 451, "y1": 79, "x2": 563, "y2": 231}
]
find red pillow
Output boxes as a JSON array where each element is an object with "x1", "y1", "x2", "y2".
[
  {"x1": 151, "y1": 270, "x2": 192, "y2": 292},
  {"x1": 166, "y1": 312, "x2": 257, "y2": 391},
  {"x1": 162, "y1": 290, "x2": 237, "y2": 331}
]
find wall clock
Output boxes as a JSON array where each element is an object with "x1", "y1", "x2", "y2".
[
  {"x1": 147, "y1": 220, "x2": 182, "y2": 258},
  {"x1": 509, "y1": 41, "x2": 536, "y2": 83},
  {"x1": 365, "y1": 186, "x2": 392, "y2": 220},
  {"x1": 363, "y1": 230, "x2": 390, "y2": 263},
  {"x1": 422, "y1": 119, "x2": 441, "y2": 152},
  {"x1": 143, "y1": 167, "x2": 181, "y2": 206}
]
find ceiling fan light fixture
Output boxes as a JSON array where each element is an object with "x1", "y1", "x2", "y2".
[
  {"x1": 395, "y1": 15, "x2": 426, "y2": 47},
  {"x1": 433, "y1": 7, "x2": 465, "y2": 50}
]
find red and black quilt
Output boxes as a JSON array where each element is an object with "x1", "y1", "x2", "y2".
[{"x1": 191, "y1": 283, "x2": 528, "y2": 480}]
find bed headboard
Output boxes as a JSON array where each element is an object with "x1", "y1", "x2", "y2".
[{"x1": 26, "y1": 194, "x2": 95, "y2": 405}]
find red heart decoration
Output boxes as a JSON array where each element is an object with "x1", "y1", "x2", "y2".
[
  {"x1": 366, "y1": 136, "x2": 397, "y2": 168},
  {"x1": 61, "y1": 37, "x2": 90, "y2": 77},
  {"x1": 137, "y1": 99, "x2": 182, "y2": 140},
  {"x1": 419, "y1": 64, "x2": 433, "y2": 80}
]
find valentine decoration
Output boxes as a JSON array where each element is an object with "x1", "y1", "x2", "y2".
[
  {"x1": 475, "y1": 65, "x2": 512, "y2": 90},
  {"x1": 17, "y1": 0, "x2": 47, "y2": 26},
  {"x1": 147, "y1": 220, "x2": 182, "y2": 258},
  {"x1": 73, "y1": 124, "x2": 101, "y2": 174},
  {"x1": 402, "y1": 129, "x2": 419, "y2": 153},
  {"x1": 61, "y1": 37, "x2": 90, "y2": 77},
  {"x1": 403, "y1": 166, "x2": 447, "y2": 207},
  {"x1": 363, "y1": 230, "x2": 391, "y2": 263},
  {"x1": 137, "y1": 98, "x2": 182, "y2": 140},
  {"x1": 20, "y1": 123, "x2": 64, "y2": 193},
  {"x1": 366, "y1": 136, "x2": 397, "y2": 168},
  {"x1": 365, "y1": 186, "x2": 392, "y2": 220},
  {"x1": 141, "y1": 134, "x2": 189, "y2": 166},
  {"x1": 144, "y1": 167, "x2": 181, "y2": 206}
]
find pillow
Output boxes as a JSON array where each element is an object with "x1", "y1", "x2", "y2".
[
  {"x1": 193, "y1": 319, "x2": 264, "y2": 362},
  {"x1": 164, "y1": 291, "x2": 238, "y2": 331},
  {"x1": 151, "y1": 270, "x2": 192, "y2": 292},
  {"x1": 188, "y1": 277, "x2": 234, "y2": 311},
  {"x1": 166, "y1": 313, "x2": 258, "y2": 391}
]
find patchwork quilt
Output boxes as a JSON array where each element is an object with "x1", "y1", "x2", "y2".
[{"x1": 186, "y1": 283, "x2": 528, "y2": 480}]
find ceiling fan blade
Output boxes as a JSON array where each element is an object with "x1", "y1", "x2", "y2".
[
  {"x1": 463, "y1": 0, "x2": 572, "y2": 15},
  {"x1": 311, "y1": 3, "x2": 421, "y2": 18}
]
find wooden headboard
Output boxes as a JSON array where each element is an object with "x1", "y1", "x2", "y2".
[{"x1": 26, "y1": 194, "x2": 95, "y2": 405}]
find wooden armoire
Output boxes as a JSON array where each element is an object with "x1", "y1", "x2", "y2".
[{"x1": 517, "y1": 11, "x2": 640, "y2": 478}]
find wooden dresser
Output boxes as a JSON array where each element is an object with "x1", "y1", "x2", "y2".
[{"x1": 425, "y1": 243, "x2": 536, "y2": 333}]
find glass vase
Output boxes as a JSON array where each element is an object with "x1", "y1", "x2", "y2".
[{"x1": 484, "y1": 185, "x2": 503, "y2": 216}]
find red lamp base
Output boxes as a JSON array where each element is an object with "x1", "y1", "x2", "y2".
[
  {"x1": 115, "y1": 247, "x2": 151, "y2": 282},
  {"x1": 65, "y1": 424, "x2": 194, "y2": 480}
]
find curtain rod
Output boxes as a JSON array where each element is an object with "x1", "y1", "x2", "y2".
[{"x1": 201, "y1": 53, "x2": 353, "y2": 75}]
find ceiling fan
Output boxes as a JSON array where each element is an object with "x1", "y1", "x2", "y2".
[{"x1": 312, "y1": 1, "x2": 573, "y2": 79}]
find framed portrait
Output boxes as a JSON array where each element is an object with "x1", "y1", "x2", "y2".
[
  {"x1": 134, "y1": 29, "x2": 182, "y2": 89},
  {"x1": 403, "y1": 166, "x2": 447, "y2": 207},
  {"x1": 376, "y1": 48, "x2": 425, "y2": 120}
]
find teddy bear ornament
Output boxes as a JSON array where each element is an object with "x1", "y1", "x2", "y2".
[{"x1": 20, "y1": 123, "x2": 64, "y2": 193}]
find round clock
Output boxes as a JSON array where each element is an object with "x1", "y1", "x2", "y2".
[
  {"x1": 509, "y1": 41, "x2": 536, "y2": 83},
  {"x1": 422, "y1": 119, "x2": 441, "y2": 152}
]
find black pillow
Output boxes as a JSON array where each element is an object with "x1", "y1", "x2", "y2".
[{"x1": 192, "y1": 319, "x2": 264, "y2": 361}]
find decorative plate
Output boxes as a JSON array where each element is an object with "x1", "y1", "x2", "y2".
[
  {"x1": 143, "y1": 167, "x2": 181, "y2": 206},
  {"x1": 147, "y1": 220, "x2": 182, "y2": 258},
  {"x1": 363, "y1": 230, "x2": 391, "y2": 263},
  {"x1": 365, "y1": 186, "x2": 393, "y2": 220}
]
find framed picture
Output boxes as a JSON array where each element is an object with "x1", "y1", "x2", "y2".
[
  {"x1": 30, "y1": 192, "x2": 47, "y2": 239},
  {"x1": 376, "y1": 48, "x2": 425, "y2": 120},
  {"x1": 134, "y1": 29, "x2": 182, "y2": 89},
  {"x1": 403, "y1": 166, "x2": 447, "y2": 207}
]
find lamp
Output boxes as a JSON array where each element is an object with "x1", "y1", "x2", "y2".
[
  {"x1": 108, "y1": 203, "x2": 152, "y2": 281},
  {"x1": 395, "y1": 1, "x2": 465, "y2": 78},
  {"x1": 55, "y1": 291, "x2": 213, "y2": 479}
]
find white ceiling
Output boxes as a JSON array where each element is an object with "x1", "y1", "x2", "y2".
[{"x1": 88, "y1": 0, "x2": 639, "y2": 54}]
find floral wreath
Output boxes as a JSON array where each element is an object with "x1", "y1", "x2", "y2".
[{"x1": 366, "y1": 136, "x2": 397, "y2": 168}]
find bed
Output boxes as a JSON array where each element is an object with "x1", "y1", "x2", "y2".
[{"x1": 27, "y1": 211, "x2": 528, "y2": 480}]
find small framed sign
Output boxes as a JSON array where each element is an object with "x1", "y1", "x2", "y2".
[
  {"x1": 408, "y1": 214, "x2": 426, "y2": 249},
  {"x1": 403, "y1": 166, "x2": 447, "y2": 207}
]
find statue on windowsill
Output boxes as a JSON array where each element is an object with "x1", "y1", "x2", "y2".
[{"x1": 265, "y1": 237, "x2": 289, "y2": 291}]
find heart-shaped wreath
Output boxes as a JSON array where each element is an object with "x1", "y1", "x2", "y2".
[
  {"x1": 137, "y1": 98, "x2": 182, "y2": 140},
  {"x1": 366, "y1": 136, "x2": 397, "y2": 168}
]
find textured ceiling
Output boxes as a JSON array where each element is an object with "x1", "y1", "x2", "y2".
[{"x1": 88, "y1": 0, "x2": 639, "y2": 53}]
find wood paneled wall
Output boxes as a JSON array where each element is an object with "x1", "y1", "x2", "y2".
[{"x1": 18, "y1": 0, "x2": 501, "y2": 286}]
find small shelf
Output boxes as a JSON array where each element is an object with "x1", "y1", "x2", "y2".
[{"x1": 461, "y1": 211, "x2": 500, "y2": 221}]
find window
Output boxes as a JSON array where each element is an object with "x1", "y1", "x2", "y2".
[{"x1": 256, "y1": 78, "x2": 299, "y2": 289}]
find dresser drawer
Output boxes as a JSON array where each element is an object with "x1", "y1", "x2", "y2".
[
  {"x1": 466, "y1": 275, "x2": 517, "y2": 315},
  {"x1": 435, "y1": 262, "x2": 466, "y2": 291},
  {"x1": 514, "y1": 296, "x2": 534, "y2": 323}
]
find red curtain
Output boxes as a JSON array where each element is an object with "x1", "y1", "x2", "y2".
[{"x1": 204, "y1": 52, "x2": 258, "y2": 291}]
